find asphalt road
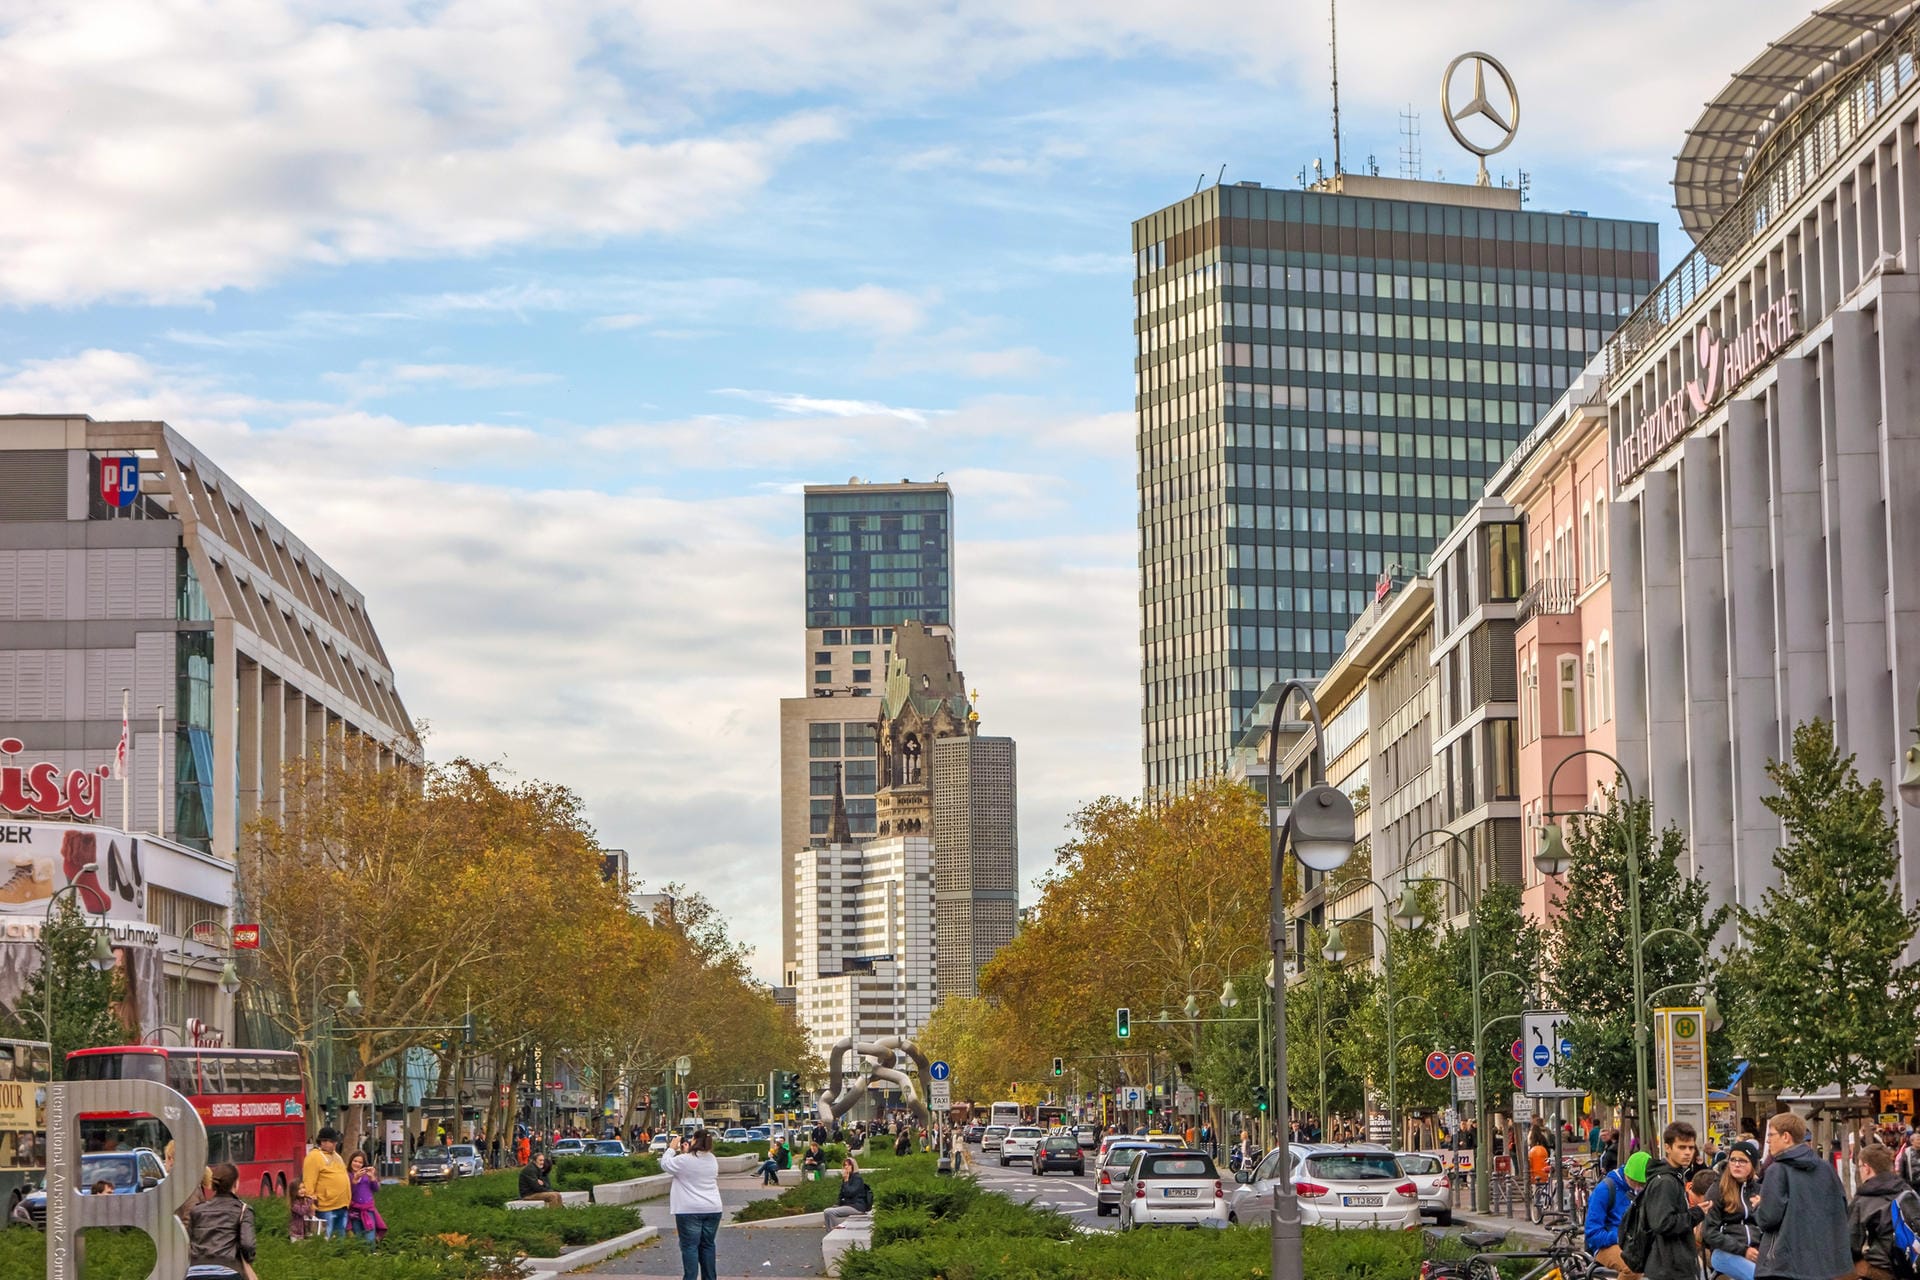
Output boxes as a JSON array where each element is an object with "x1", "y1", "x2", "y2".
[{"x1": 963, "y1": 1143, "x2": 1114, "y2": 1233}]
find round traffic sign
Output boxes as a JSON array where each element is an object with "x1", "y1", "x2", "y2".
[
  {"x1": 1532, "y1": 1044, "x2": 1551, "y2": 1067},
  {"x1": 686, "y1": 1090, "x2": 701, "y2": 1109},
  {"x1": 929, "y1": 1061, "x2": 951, "y2": 1081},
  {"x1": 1511, "y1": 1039, "x2": 1523, "y2": 1063},
  {"x1": 1559, "y1": 1038, "x2": 1573, "y2": 1059},
  {"x1": 1426, "y1": 1051, "x2": 1451, "y2": 1080},
  {"x1": 1512, "y1": 1066, "x2": 1525, "y2": 1090},
  {"x1": 1451, "y1": 1051, "x2": 1476, "y2": 1078}
]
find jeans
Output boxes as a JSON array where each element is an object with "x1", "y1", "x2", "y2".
[
  {"x1": 1711, "y1": 1250, "x2": 1757, "y2": 1280},
  {"x1": 318, "y1": 1207, "x2": 350, "y2": 1239},
  {"x1": 675, "y1": 1211, "x2": 720, "y2": 1280},
  {"x1": 757, "y1": 1159, "x2": 779, "y2": 1185}
]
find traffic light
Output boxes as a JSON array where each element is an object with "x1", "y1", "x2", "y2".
[
  {"x1": 1253, "y1": 1083, "x2": 1269, "y2": 1113},
  {"x1": 1116, "y1": 1007, "x2": 1130, "y2": 1039},
  {"x1": 647, "y1": 1086, "x2": 666, "y2": 1112},
  {"x1": 775, "y1": 1071, "x2": 800, "y2": 1107},
  {"x1": 1052, "y1": 1057, "x2": 1063, "y2": 1077},
  {"x1": 462, "y1": 1012, "x2": 476, "y2": 1045}
]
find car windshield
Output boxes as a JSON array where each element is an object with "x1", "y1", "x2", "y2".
[
  {"x1": 985, "y1": 1126, "x2": 1007, "y2": 1136},
  {"x1": 1140, "y1": 1153, "x2": 1215, "y2": 1179},
  {"x1": 1104, "y1": 1145, "x2": 1150, "y2": 1166},
  {"x1": 1308, "y1": 1153, "x2": 1402, "y2": 1181},
  {"x1": 592, "y1": 1142, "x2": 624, "y2": 1153},
  {"x1": 1010, "y1": 1128, "x2": 1041, "y2": 1139},
  {"x1": 1397, "y1": 1154, "x2": 1440, "y2": 1174},
  {"x1": 84, "y1": 1155, "x2": 138, "y2": 1189},
  {"x1": 1043, "y1": 1137, "x2": 1077, "y2": 1151}
]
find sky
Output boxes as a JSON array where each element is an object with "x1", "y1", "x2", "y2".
[{"x1": 0, "y1": 0, "x2": 1816, "y2": 981}]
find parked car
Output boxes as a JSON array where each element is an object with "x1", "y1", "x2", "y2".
[
  {"x1": 549, "y1": 1138, "x2": 591, "y2": 1157},
  {"x1": 999, "y1": 1126, "x2": 1044, "y2": 1166},
  {"x1": 1095, "y1": 1142, "x2": 1156, "y2": 1216},
  {"x1": 746, "y1": 1127, "x2": 770, "y2": 1142},
  {"x1": 1115, "y1": 1148, "x2": 1228, "y2": 1230},
  {"x1": 1228, "y1": 1146, "x2": 1419, "y2": 1229},
  {"x1": 963, "y1": 1123, "x2": 984, "y2": 1144},
  {"x1": 1394, "y1": 1151, "x2": 1454, "y2": 1225},
  {"x1": 723, "y1": 1128, "x2": 751, "y2": 1143},
  {"x1": 449, "y1": 1143, "x2": 485, "y2": 1177},
  {"x1": 410, "y1": 1146, "x2": 458, "y2": 1183},
  {"x1": 587, "y1": 1140, "x2": 630, "y2": 1157},
  {"x1": 19, "y1": 1149, "x2": 163, "y2": 1228},
  {"x1": 1033, "y1": 1134, "x2": 1086, "y2": 1176},
  {"x1": 981, "y1": 1124, "x2": 1009, "y2": 1153}
]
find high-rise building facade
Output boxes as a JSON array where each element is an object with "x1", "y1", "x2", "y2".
[
  {"x1": 779, "y1": 479, "x2": 953, "y2": 979},
  {"x1": 930, "y1": 734, "x2": 1018, "y2": 1000},
  {"x1": 1133, "y1": 175, "x2": 1660, "y2": 788}
]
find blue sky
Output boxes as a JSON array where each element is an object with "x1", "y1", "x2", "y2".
[{"x1": 0, "y1": 0, "x2": 1813, "y2": 978}]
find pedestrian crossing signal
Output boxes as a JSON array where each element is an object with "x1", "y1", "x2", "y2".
[{"x1": 1116, "y1": 1007, "x2": 1130, "y2": 1039}]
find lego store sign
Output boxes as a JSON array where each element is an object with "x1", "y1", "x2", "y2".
[
  {"x1": 0, "y1": 739, "x2": 108, "y2": 821},
  {"x1": 1615, "y1": 292, "x2": 1801, "y2": 487}
]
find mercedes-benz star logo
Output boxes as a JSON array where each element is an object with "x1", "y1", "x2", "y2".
[{"x1": 1442, "y1": 51, "x2": 1520, "y2": 180}]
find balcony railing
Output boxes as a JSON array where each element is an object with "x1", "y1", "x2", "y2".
[{"x1": 1516, "y1": 577, "x2": 1578, "y2": 623}]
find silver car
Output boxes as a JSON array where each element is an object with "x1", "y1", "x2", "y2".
[
  {"x1": 982, "y1": 1124, "x2": 1009, "y2": 1153},
  {"x1": 1095, "y1": 1141, "x2": 1156, "y2": 1216},
  {"x1": 449, "y1": 1143, "x2": 485, "y2": 1177},
  {"x1": 1394, "y1": 1151, "x2": 1454, "y2": 1225},
  {"x1": 999, "y1": 1126, "x2": 1044, "y2": 1166},
  {"x1": 1116, "y1": 1148, "x2": 1228, "y2": 1230},
  {"x1": 1229, "y1": 1145, "x2": 1420, "y2": 1230}
]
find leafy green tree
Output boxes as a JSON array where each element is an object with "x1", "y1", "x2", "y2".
[
  {"x1": 1443, "y1": 881, "x2": 1542, "y2": 1120},
  {"x1": 0, "y1": 897, "x2": 131, "y2": 1072},
  {"x1": 1544, "y1": 795, "x2": 1729, "y2": 1113},
  {"x1": 1721, "y1": 719, "x2": 1920, "y2": 1096}
]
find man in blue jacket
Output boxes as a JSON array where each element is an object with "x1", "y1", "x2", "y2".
[{"x1": 1586, "y1": 1150, "x2": 1648, "y2": 1274}]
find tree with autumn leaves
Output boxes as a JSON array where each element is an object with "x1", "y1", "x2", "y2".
[{"x1": 239, "y1": 738, "x2": 809, "y2": 1148}]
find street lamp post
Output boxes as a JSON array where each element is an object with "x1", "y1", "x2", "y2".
[
  {"x1": 1265, "y1": 681, "x2": 1357, "y2": 1280},
  {"x1": 167, "y1": 952, "x2": 242, "y2": 1041},
  {"x1": 1322, "y1": 913, "x2": 1396, "y2": 1142},
  {"x1": 1534, "y1": 747, "x2": 1646, "y2": 1161},
  {"x1": 1898, "y1": 682, "x2": 1920, "y2": 808},
  {"x1": 40, "y1": 881, "x2": 117, "y2": 1079},
  {"x1": 1318, "y1": 1015, "x2": 1349, "y2": 1139}
]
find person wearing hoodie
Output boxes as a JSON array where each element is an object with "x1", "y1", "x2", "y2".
[
  {"x1": 1705, "y1": 1140, "x2": 1765, "y2": 1280},
  {"x1": 1588, "y1": 1149, "x2": 1649, "y2": 1275},
  {"x1": 1848, "y1": 1144, "x2": 1916, "y2": 1280},
  {"x1": 1635, "y1": 1122, "x2": 1707, "y2": 1280},
  {"x1": 1755, "y1": 1112, "x2": 1852, "y2": 1280}
]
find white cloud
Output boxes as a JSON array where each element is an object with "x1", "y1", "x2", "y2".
[
  {"x1": 323, "y1": 361, "x2": 561, "y2": 400},
  {"x1": 787, "y1": 285, "x2": 931, "y2": 336},
  {"x1": 716, "y1": 388, "x2": 934, "y2": 426}
]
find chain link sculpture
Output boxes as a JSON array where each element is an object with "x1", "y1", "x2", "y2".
[{"x1": 814, "y1": 1034, "x2": 932, "y2": 1125}]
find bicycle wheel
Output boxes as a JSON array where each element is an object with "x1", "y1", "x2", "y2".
[
  {"x1": 1572, "y1": 1178, "x2": 1589, "y2": 1217},
  {"x1": 1527, "y1": 1186, "x2": 1543, "y2": 1223}
]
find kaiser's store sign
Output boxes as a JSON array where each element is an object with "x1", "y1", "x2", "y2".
[
  {"x1": 1615, "y1": 292, "x2": 1801, "y2": 486},
  {"x1": 0, "y1": 739, "x2": 108, "y2": 821}
]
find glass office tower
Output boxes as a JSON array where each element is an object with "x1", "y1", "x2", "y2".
[
  {"x1": 1133, "y1": 176, "x2": 1658, "y2": 791},
  {"x1": 804, "y1": 481, "x2": 954, "y2": 631}
]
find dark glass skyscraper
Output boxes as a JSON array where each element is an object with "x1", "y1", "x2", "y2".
[
  {"x1": 804, "y1": 481, "x2": 954, "y2": 630},
  {"x1": 1133, "y1": 176, "x2": 1659, "y2": 790}
]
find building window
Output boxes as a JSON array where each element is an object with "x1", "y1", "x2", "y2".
[
  {"x1": 1585, "y1": 642, "x2": 1598, "y2": 728},
  {"x1": 1598, "y1": 632, "x2": 1612, "y2": 723},
  {"x1": 1558, "y1": 655, "x2": 1580, "y2": 735},
  {"x1": 814, "y1": 651, "x2": 832, "y2": 664},
  {"x1": 823, "y1": 630, "x2": 844, "y2": 645},
  {"x1": 1518, "y1": 649, "x2": 1531, "y2": 743},
  {"x1": 814, "y1": 670, "x2": 832, "y2": 685},
  {"x1": 852, "y1": 650, "x2": 871, "y2": 663},
  {"x1": 852, "y1": 629, "x2": 874, "y2": 644},
  {"x1": 852, "y1": 669, "x2": 871, "y2": 683},
  {"x1": 809, "y1": 724, "x2": 841, "y2": 757},
  {"x1": 1580, "y1": 507, "x2": 1593, "y2": 585},
  {"x1": 1594, "y1": 497, "x2": 1609, "y2": 575}
]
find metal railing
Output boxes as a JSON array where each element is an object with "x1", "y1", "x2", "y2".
[
  {"x1": 1516, "y1": 578, "x2": 1578, "y2": 624},
  {"x1": 1603, "y1": 16, "x2": 1920, "y2": 389}
]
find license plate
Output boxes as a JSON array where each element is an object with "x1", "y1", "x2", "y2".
[
  {"x1": 1342, "y1": 1195, "x2": 1383, "y2": 1206},
  {"x1": 1163, "y1": 1187, "x2": 1200, "y2": 1198}
]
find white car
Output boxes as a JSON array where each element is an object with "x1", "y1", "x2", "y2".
[
  {"x1": 1229, "y1": 1146, "x2": 1420, "y2": 1229},
  {"x1": 1116, "y1": 1148, "x2": 1228, "y2": 1230},
  {"x1": 1395, "y1": 1151, "x2": 1455, "y2": 1225},
  {"x1": 647, "y1": 1133, "x2": 672, "y2": 1153},
  {"x1": 549, "y1": 1138, "x2": 591, "y2": 1157},
  {"x1": 999, "y1": 1126, "x2": 1044, "y2": 1166},
  {"x1": 981, "y1": 1124, "x2": 1009, "y2": 1153}
]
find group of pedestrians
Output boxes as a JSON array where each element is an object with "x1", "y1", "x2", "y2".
[{"x1": 1583, "y1": 1112, "x2": 1920, "y2": 1280}]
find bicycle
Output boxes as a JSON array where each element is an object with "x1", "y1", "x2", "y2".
[{"x1": 1428, "y1": 1216, "x2": 1608, "y2": 1280}]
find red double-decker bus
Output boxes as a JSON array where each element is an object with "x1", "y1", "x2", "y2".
[{"x1": 65, "y1": 1046, "x2": 308, "y2": 1198}]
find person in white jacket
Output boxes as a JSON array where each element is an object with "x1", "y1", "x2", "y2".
[{"x1": 660, "y1": 1130, "x2": 723, "y2": 1280}]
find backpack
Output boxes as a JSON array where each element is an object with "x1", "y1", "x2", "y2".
[
  {"x1": 1619, "y1": 1170, "x2": 1672, "y2": 1273},
  {"x1": 1889, "y1": 1189, "x2": 1920, "y2": 1280}
]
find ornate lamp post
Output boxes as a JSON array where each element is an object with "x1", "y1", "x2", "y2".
[{"x1": 1265, "y1": 681, "x2": 1357, "y2": 1280}]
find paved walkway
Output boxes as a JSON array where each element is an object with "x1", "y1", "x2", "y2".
[{"x1": 582, "y1": 1173, "x2": 827, "y2": 1278}]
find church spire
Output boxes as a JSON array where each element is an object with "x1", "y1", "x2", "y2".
[{"x1": 831, "y1": 761, "x2": 852, "y2": 845}]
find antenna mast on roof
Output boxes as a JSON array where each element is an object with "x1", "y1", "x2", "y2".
[
  {"x1": 1330, "y1": 0, "x2": 1343, "y2": 176},
  {"x1": 1399, "y1": 106, "x2": 1422, "y2": 180}
]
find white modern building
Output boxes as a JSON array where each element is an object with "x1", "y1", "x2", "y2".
[
  {"x1": 1604, "y1": 0, "x2": 1920, "y2": 908},
  {"x1": 790, "y1": 834, "x2": 936, "y2": 1052}
]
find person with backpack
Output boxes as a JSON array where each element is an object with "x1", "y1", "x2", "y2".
[
  {"x1": 1705, "y1": 1140, "x2": 1765, "y2": 1280},
  {"x1": 1897, "y1": 1134, "x2": 1920, "y2": 1197},
  {"x1": 1754, "y1": 1112, "x2": 1852, "y2": 1280},
  {"x1": 1848, "y1": 1144, "x2": 1918, "y2": 1280},
  {"x1": 1622, "y1": 1121, "x2": 1707, "y2": 1280},
  {"x1": 1589, "y1": 1149, "x2": 1650, "y2": 1274}
]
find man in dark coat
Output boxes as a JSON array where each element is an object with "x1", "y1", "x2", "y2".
[
  {"x1": 1636, "y1": 1121, "x2": 1706, "y2": 1280},
  {"x1": 1849, "y1": 1143, "x2": 1915, "y2": 1280},
  {"x1": 1754, "y1": 1112, "x2": 1851, "y2": 1280}
]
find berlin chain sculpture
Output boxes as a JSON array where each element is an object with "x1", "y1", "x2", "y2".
[{"x1": 813, "y1": 1034, "x2": 933, "y2": 1124}]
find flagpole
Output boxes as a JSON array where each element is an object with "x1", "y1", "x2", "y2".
[
  {"x1": 120, "y1": 687, "x2": 130, "y2": 833},
  {"x1": 156, "y1": 704, "x2": 165, "y2": 840}
]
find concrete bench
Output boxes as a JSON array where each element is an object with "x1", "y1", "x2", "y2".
[
  {"x1": 504, "y1": 1190, "x2": 592, "y2": 1210},
  {"x1": 590, "y1": 1173, "x2": 671, "y2": 1205},
  {"x1": 821, "y1": 1211, "x2": 873, "y2": 1275},
  {"x1": 715, "y1": 1154, "x2": 758, "y2": 1174}
]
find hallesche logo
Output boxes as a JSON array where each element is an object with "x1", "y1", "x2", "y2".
[{"x1": 1615, "y1": 292, "x2": 1800, "y2": 485}]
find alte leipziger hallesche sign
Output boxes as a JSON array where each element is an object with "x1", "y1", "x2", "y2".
[{"x1": 1614, "y1": 292, "x2": 1801, "y2": 486}]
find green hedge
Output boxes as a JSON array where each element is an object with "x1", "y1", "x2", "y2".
[
  {"x1": 0, "y1": 1224, "x2": 547, "y2": 1279},
  {"x1": 549, "y1": 1154, "x2": 660, "y2": 1188},
  {"x1": 733, "y1": 1152, "x2": 937, "y2": 1221},
  {"x1": 841, "y1": 1223, "x2": 1426, "y2": 1280}
]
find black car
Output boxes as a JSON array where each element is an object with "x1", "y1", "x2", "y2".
[
  {"x1": 411, "y1": 1146, "x2": 457, "y2": 1183},
  {"x1": 963, "y1": 1124, "x2": 984, "y2": 1144},
  {"x1": 1032, "y1": 1134, "x2": 1085, "y2": 1176}
]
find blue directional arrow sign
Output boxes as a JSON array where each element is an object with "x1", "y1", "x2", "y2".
[
  {"x1": 1532, "y1": 1044, "x2": 1551, "y2": 1067},
  {"x1": 929, "y1": 1061, "x2": 951, "y2": 1081}
]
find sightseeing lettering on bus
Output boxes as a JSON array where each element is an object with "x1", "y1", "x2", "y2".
[{"x1": 66, "y1": 1046, "x2": 308, "y2": 1198}]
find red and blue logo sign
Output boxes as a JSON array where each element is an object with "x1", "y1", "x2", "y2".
[{"x1": 99, "y1": 456, "x2": 139, "y2": 508}]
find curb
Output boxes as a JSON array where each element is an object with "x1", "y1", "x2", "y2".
[
  {"x1": 526, "y1": 1223, "x2": 661, "y2": 1278},
  {"x1": 733, "y1": 1211, "x2": 830, "y2": 1230}
]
